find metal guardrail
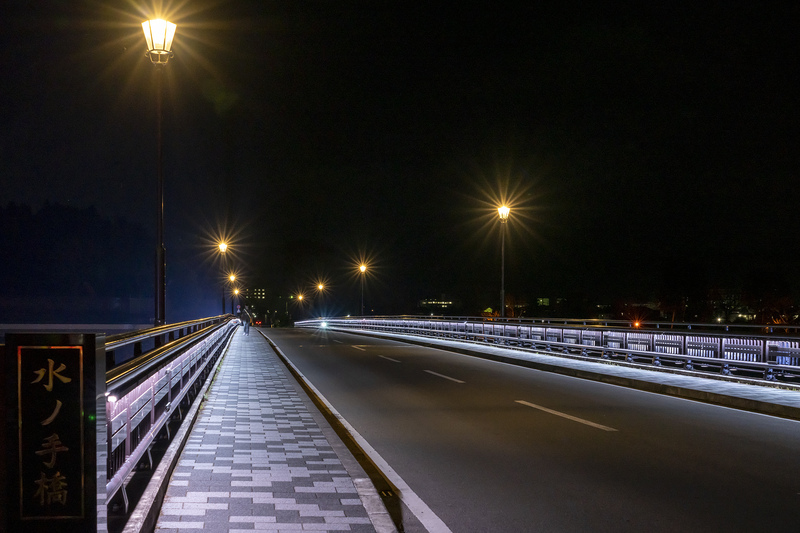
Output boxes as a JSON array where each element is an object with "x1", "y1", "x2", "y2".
[
  {"x1": 104, "y1": 315, "x2": 239, "y2": 513},
  {"x1": 295, "y1": 316, "x2": 800, "y2": 383}
]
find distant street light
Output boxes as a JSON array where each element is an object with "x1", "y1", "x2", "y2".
[
  {"x1": 142, "y1": 18, "x2": 177, "y2": 326},
  {"x1": 315, "y1": 283, "x2": 325, "y2": 317},
  {"x1": 359, "y1": 264, "x2": 367, "y2": 316},
  {"x1": 498, "y1": 206, "x2": 510, "y2": 318},
  {"x1": 218, "y1": 242, "x2": 228, "y2": 314}
]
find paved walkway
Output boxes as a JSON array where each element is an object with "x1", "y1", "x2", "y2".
[{"x1": 155, "y1": 329, "x2": 378, "y2": 533}]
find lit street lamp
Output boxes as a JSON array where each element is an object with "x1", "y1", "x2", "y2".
[
  {"x1": 227, "y1": 273, "x2": 237, "y2": 313},
  {"x1": 142, "y1": 18, "x2": 177, "y2": 326},
  {"x1": 498, "y1": 205, "x2": 510, "y2": 318},
  {"x1": 218, "y1": 242, "x2": 228, "y2": 314},
  {"x1": 359, "y1": 264, "x2": 367, "y2": 316},
  {"x1": 315, "y1": 283, "x2": 325, "y2": 317}
]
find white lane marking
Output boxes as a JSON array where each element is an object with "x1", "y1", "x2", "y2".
[
  {"x1": 352, "y1": 345, "x2": 366, "y2": 351},
  {"x1": 424, "y1": 370, "x2": 465, "y2": 384},
  {"x1": 378, "y1": 355, "x2": 402, "y2": 363},
  {"x1": 515, "y1": 400, "x2": 618, "y2": 432},
  {"x1": 268, "y1": 340, "x2": 453, "y2": 533},
  {"x1": 334, "y1": 339, "x2": 343, "y2": 343}
]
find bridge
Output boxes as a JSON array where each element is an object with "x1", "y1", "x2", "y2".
[{"x1": 2, "y1": 315, "x2": 800, "y2": 532}]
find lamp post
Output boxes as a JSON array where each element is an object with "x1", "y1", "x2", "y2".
[
  {"x1": 316, "y1": 283, "x2": 324, "y2": 317},
  {"x1": 498, "y1": 206, "x2": 510, "y2": 318},
  {"x1": 359, "y1": 264, "x2": 367, "y2": 316},
  {"x1": 228, "y1": 273, "x2": 236, "y2": 314},
  {"x1": 218, "y1": 242, "x2": 228, "y2": 314},
  {"x1": 142, "y1": 18, "x2": 177, "y2": 326}
]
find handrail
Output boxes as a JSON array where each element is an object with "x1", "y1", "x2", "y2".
[
  {"x1": 328, "y1": 314, "x2": 800, "y2": 335},
  {"x1": 106, "y1": 315, "x2": 229, "y2": 349},
  {"x1": 106, "y1": 320, "x2": 224, "y2": 398},
  {"x1": 296, "y1": 316, "x2": 800, "y2": 383},
  {"x1": 104, "y1": 316, "x2": 239, "y2": 513}
]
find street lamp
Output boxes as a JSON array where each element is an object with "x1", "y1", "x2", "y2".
[
  {"x1": 315, "y1": 283, "x2": 325, "y2": 318},
  {"x1": 498, "y1": 206, "x2": 510, "y2": 318},
  {"x1": 218, "y1": 242, "x2": 228, "y2": 314},
  {"x1": 359, "y1": 264, "x2": 367, "y2": 316},
  {"x1": 142, "y1": 18, "x2": 177, "y2": 326},
  {"x1": 227, "y1": 273, "x2": 237, "y2": 314}
]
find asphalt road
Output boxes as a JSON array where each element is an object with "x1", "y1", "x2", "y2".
[{"x1": 262, "y1": 327, "x2": 800, "y2": 532}]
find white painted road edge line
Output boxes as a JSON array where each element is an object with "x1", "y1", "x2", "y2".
[
  {"x1": 424, "y1": 370, "x2": 465, "y2": 384},
  {"x1": 352, "y1": 345, "x2": 366, "y2": 351},
  {"x1": 379, "y1": 355, "x2": 402, "y2": 363},
  {"x1": 268, "y1": 339, "x2": 452, "y2": 533},
  {"x1": 515, "y1": 400, "x2": 618, "y2": 432}
]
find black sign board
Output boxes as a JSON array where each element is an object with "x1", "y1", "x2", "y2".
[{"x1": 3, "y1": 333, "x2": 106, "y2": 533}]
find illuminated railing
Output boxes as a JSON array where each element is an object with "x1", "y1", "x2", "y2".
[
  {"x1": 104, "y1": 316, "x2": 238, "y2": 512},
  {"x1": 295, "y1": 316, "x2": 800, "y2": 383}
]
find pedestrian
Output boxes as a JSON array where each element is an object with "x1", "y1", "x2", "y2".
[{"x1": 244, "y1": 316, "x2": 250, "y2": 336}]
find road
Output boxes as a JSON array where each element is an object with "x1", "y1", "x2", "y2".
[{"x1": 261, "y1": 327, "x2": 800, "y2": 532}]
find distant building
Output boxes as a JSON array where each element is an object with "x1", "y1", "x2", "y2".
[
  {"x1": 243, "y1": 288, "x2": 267, "y2": 300},
  {"x1": 418, "y1": 295, "x2": 461, "y2": 314}
]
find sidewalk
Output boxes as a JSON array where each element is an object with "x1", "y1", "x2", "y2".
[{"x1": 154, "y1": 328, "x2": 382, "y2": 532}]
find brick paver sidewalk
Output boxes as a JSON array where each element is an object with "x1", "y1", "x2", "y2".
[{"x1": 155, "y1": 329, "x2": 377, "y2": 532}]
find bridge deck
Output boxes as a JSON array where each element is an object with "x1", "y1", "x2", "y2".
[{"x1": 154, "y1": 328, "x2": 379, "y2": 533}]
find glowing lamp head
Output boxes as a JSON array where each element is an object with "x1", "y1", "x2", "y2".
[
  {"x1": 218, "y1": 242, "x2": 228, "y2": 253},
  {"x1": 298, "y1": 294, "x2": 304, "y2": 301},
  {"x1": 234, "y1": 288, "x2": 239, "y2": 295},
  {"x1": 321, "y1": 322, "x2": 328, "y2": 328},
  {"x1": 359, "y1": 264, "x2": 367, "y2": 273},
  {"x1": 142, "y1": 18, "x2": 177, "y2": 64},
  {"x1": 229, "y1": 274, "x2": 235, "y2": 282},
  {"x1": 498, "y1": 205, "x2": 510, "y2": 222},
  {"x1": 318, "y1": 284, "x2": 324, "y2": 291}
]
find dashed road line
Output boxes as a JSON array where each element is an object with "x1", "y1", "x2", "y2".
[
  {"x1": 352, "y1": 345, "x2": 366, "y2": 351},
  {"x1": 515, "y1": 400, "x2": 618, "y2": 432},
  {"x1": 378, "y1": 355, "x2": 402, "y2": 363},
  {"x1": 424, "y1": 370, "x2": 465, "y2": 384}
]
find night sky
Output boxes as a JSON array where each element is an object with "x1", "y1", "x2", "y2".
[{"x1": 2, "y1": 2, "x2": 799, "y2": 320}]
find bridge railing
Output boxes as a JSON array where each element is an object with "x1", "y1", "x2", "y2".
[
  {"x1": 104, "y1": 315, "x2": 238, "y2": 512},
  {"x1": 295, "y1": 316, "x2": 800, "y2": 383}
]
